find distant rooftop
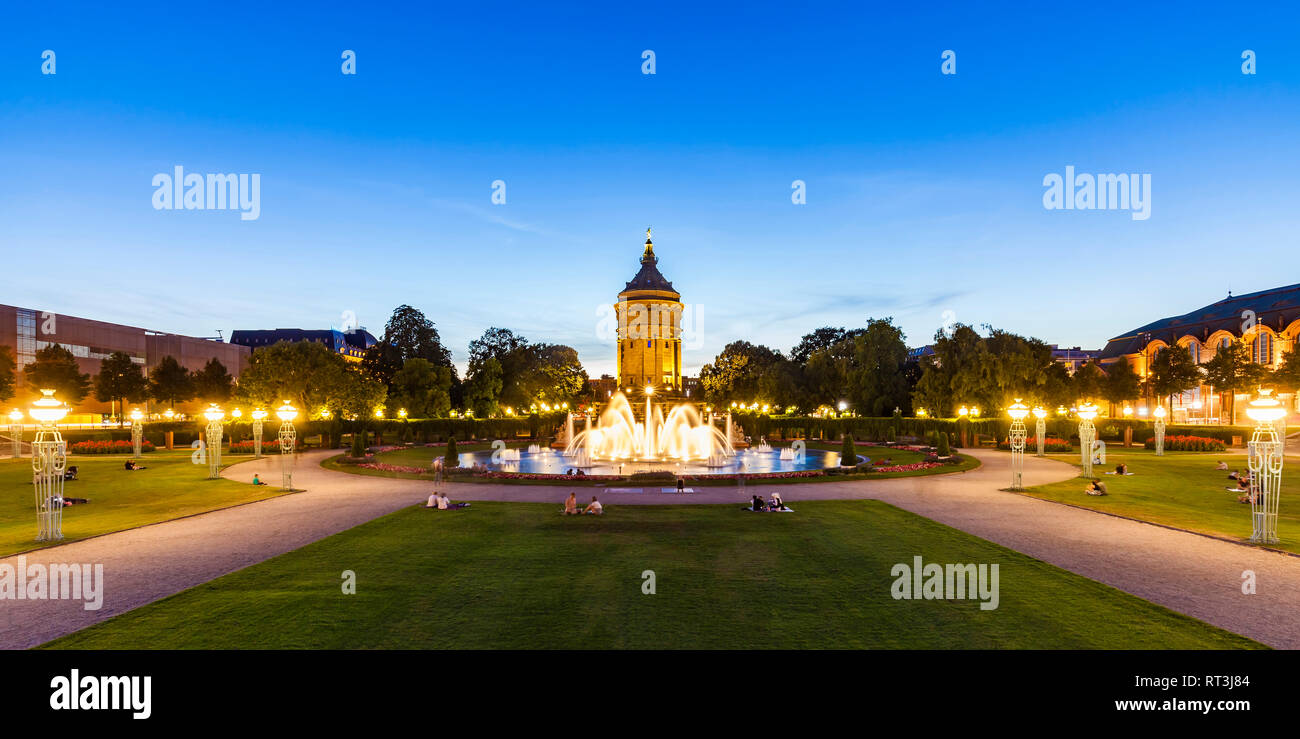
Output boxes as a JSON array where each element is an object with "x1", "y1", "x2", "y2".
[{"x1": 1099, "y1": 283, "x2": 1300, "y2": 359}]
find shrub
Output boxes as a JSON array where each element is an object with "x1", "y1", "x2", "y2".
[
  {"x1": 840, "y1": 433, "x2": 857, "y2": 466},
  {"x1": 445, "y1": 436, "x2": 459, "y2": 468},
  {"x1": 628, "y1": 470, "x2": 676, "y2": 483},
  {"x1": 228, "y1": 440, "x2": 296, "y2": 454},
  {"x1": 1144, "y1": 434, "x2": 1225, "y2": 452},
  {"x1": 937, "y1": 432, "x2": 951, "y2": 457},
  {"x1": 351, "y1": 429, "x2": 368, "y2": 458},
  {"x1": 997, "y1": 437, "x2": 1073, "y2": 453},
  {"x1": 885, "y1": 426, "x2": 897, "y2": 443}
]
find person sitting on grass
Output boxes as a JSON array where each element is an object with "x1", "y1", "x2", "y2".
[
  {"x1": 563, "y1": 492, "x2": 580, "y2": 515},
  {"x1": 1229, "y1": 469, "x2": 1241, "y2": 480},
  {"x1": 1215, "y1": 461, "x2": 1229, "y2": 471},
  {"x1": 582, "y1": 496, "x2": 603, "y2": 515},
  {"x1": 1085, "y1": 479, "x2": 1107, "y2": 496},
  {"x1": 1114, "y1": 463, "x2": 1128, "y2": 475},
  {"x1": 748, "y1": 494, "x2": 767, "y2": 512},
  {"x1": 123, "y1": 459, "x2": 146, "y2": 471},
  {"x1": 252, "y1": 474, "x2": 267, "y2": 486},
  {"x1": 769, "y1": 492, "x2": 785, "y2": 511}
]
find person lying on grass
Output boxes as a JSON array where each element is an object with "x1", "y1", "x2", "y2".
[{"x1": 123, "y1": 460, "x2": 146, "y2": 471}]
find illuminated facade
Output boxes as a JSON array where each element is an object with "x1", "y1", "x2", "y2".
[{"x1": 615, "y1": 230, "x2": 683, "y2": 392}]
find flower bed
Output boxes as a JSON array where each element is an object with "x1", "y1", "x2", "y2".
[
  {"x1": 357, "y1": 462, "x2": 430, "y2": 474},
  {"x1": 1143, "y1": 435, "x2": 1225, "y2": 452},
  {"x1": 69, "y1": 440, "x2": 155, "y2": 454},
  {"x1": 474, "y1": 471, "x2": 625, "y2": 481},
  {"x1": 859, "y1": 462, "x2": 944, "y2": 473},
  {"x1": 997, "y1": 437, "x2": 1073, "y2": 452}
]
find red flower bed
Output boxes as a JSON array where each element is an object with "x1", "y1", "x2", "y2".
[
  {"x1": 998, "y1": 437, "x2": 1073, "y2": 452},
  {"x1": 1144, "y1": 435, "x2": 1225, "y2": 452},
  {"x1": 475, "y1": 471, "x2": 625, "y2": 481},
  {"x1": 860, "y1": 462, "x2": 943, "y2": 473},
  {"x1": 358, "y1": 462, "x2": 429, "y2": 474},
  {"x1": 69, "y1": 440, "x2": 155, "y2": 454}
]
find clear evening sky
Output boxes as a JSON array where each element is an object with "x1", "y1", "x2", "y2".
[{"x1": 2, "y1": 1, "x2": 1298, "y2": 378}]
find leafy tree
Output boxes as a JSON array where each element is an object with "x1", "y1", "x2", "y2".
[
  {"x1": 1203, "y1": 339, "x2": 1268, "y2": 425},
  {"x1": 0, "y1": 345, "x2": 16, "y2": 403},
  {"x1": 192, "y1": 357, "x2": 234, "y2": 404},
  {"x1": 910, "y1": 324, "x2": 982, "y2": 416},
  {"x1": 93, "y1": 351, "x2": 149, "y2": 420},
  {"x1": 467, "y1": 327, "x2": 536, "y2": 408},
  {"x1": 387, "y1": 358, "x2": 453, "y2": 418},
  {"x1": 1071, "y1": 361, "x2": 1106, "y2": 403},
  {"x1": 234, "y1": 340, "x2": 385, "y2": 420},
  {"x1": 463, "y1": 356, "x2": 503, "y2": 417},
  {"x1": 362, "y1": 304, "x2": 456, "y2": 387},
  {"x1": 700, "y1": 341, "x2": 784, "y2": 404},
  {"x1": 937, "y1": 431, "x2": 951, "y2": 456},
  {"x1": 840, "y1": 433, "x2": 857, "y2": 466},
  {"x1": 149, "y1": 355, "x2": 194, "y2": 408},
  {"x1": 527, "y1": 344, "x2": 587, "y2": 405},
  {"x1": 845, "y1": 318, "x2": 910, "y2": 416},
  {"x1": 1148, "y1": 345, "x2": 1202, "y2": 415},
  {"x1": 444, "y1": 436, "x2": 459, "y2": 468},
  {"x1": 1272, "y1": 347, "x2": 1300, "y2": 394},
  {"x1": 910, "y1": 324, "x2": 1056, "y2": 416},
  {"x1": 24, "y1": 344, "x2": 91, "y2": 407},
  {"x1": 790, "y1": 327, "x2": 862, "y2": 364},
  {"x1": 1100, "y1": 360, "x2": 1141, "y2": 415}
]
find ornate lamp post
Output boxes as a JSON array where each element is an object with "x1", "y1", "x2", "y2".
[
  {"x1": 276, "y1": 401, "x2": 298, "y2": 491},
  {"x1": 1007, "y1": 399, "x2": 1029, "y2": 490},
  {"x1": 203, "y1": 404, "x2": 225, "y2": 479},
  {"x1": 251, "y1": 408, "x2": 268, "y2": 458},
  {"x1": 130, "y1": 408, "x2": 144, "y2": 458},
  {"x1": 1152, "y1": 405, "x2": 1167, "y2": 456},
  {"x1": 1077, "y1": 402, "x2": 1099, "y2": 478},
  {"x1": 29, "y1": 390, "x2": 68, "y2": 541},
  {"x1": 1032, "y1": 405, "x2": 1047, "y2": 457},
  {"x1": 8, "y1": 408, "x2": 23, "y2": 458},
  {"x1": 1246, "y1": 390, "x2": 1285, "y2": 544}
]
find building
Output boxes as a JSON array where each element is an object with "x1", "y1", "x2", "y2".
[
  {"x1": 1099, "y1": 283, "x2": 1300, "y2": 423},
  {"x1": 1049, "y1": 345, "x2": 1101, "y2": 374},
  {"x1": 229, "y1": 327, "x2": 377, "y2": 362},
  {"x1": 615, "y1": 229, "x2": 684, "y2": 392},
  {"x1": 0, "y1": 304, "x2": 249, "y2": 415}
]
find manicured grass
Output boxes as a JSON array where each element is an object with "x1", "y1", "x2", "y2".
[
  {"x1": 1022, "y1": 450, "x2": 1300, "y2": 554},
  {"x1": 44, "y1": 499, "x2": 1258, "y2": 649},
  {"x1": 325, "y1": 443, "x2": 980, "y2": 486},
  {"x1": 0, "y1": 451, "x2": 288, "y2": 556}
]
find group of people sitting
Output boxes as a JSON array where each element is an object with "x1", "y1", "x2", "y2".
[
  {"x1": 1085, "y1": 479, "x2": 1108, "y2": 496},
  {"x1": 1221, "y1": 464, "x2": 1259, "y2": 503},
  {"x1": 425, "y1": 492, "x2": 470, "y2": 510},
  {"x1": 564, "y1": 468, "x2": 588, "y2": 477},
  {"x1": 563, "y1": 492, "x2": 602, "y2": 515},
  {"x1": 746, "y1": 493, "x2": 790, "y2": 512}
]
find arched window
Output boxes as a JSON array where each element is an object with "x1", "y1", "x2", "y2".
[
  {"x1": 1254, "y1": 333, "x2": 1273, "y2": 365},
  {"x1": 1185, "y1": 340, "x2": 1200, "y2": 364}
]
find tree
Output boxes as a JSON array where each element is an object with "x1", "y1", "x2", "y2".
[
  {"x1": 527, "y1": 344, "x2": 587, "y2": 405},
  {"x1": 24, "y1": 344, "x2": 90, "y2": 407},
  {"x1": 790, "y1": 327, "x2": 862, "y2": 364},
  {"x1": 845, "y1": 317, "x2": 910, "y2": 416},
  {"x1": 444, "y1": 436, "x2": 459, "y2": 468},
  {"x1": 700, "y1": 341, "x2": 784, "y2": 404},
  {"x1": 463, "y1": 356, "x2": 503, "y2": 417},
  {"x1": 1272, "y1": 347, "x2": 1300, "y2": 395},
  {"x1": 93, "y1": 351, "x2": 149, "y2": 420},
  {"x1": 149, "y1": 355, "x2": 194, "y2": 408},
  {"x1": 1100, "y1": 360, "x2": 1141, "y2": 415},
  {"x1": 0, "y1": 345, "x2": 15, "y2": 403},
  {"x1": 387, "y1": 358, "x2": 453, "y2": 418},
  {"x1": 234, "y1": 340, "x2": 385, "y2": 420},
  {"x1": 1148, "y1": 345, "x2": 1202, "y2": 415},
  {"x1": 467, "y1": 327, "x2": 534, "y2": 408},
  {"x1": 362, "y1": 304, "x2": 456, "y2": 387},
  {"x1": 840, "y1": 433, "x2": 857, "y2": 466},
  {"x1": 192, "y1": 357, "x2": 234, "y2": 404},
  {"x1": 1071, "y1": 361, "x2": 1105, "y2": 403},
  {"x1": 1203, "y1": 339, "x2": 1268, "y2": 425},
  {"x1": 910, "y1": 324, "x2": 982, "y2": 416}
]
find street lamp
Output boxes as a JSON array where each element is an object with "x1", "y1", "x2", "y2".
[
  {"x1": 1245, "y1": 389, "x2": 1285, "y2": 544},
  {"x1": 203, "y1": 404, "x2": 225, "y2": 479},
  {"x1": 1153, "y1": 405, "x2": 1167, "y2": 456},
  {"x1": 29, "y1": 389, "x2": 68, "y2": 541},
  {"x1": 8, "y1": 408, "x2": 22, "y2": 459},
  {"x1": 1032, "y1": 405, "x2": 1047, "y2": 457},
  {"x1": 1077, "y1": 402, "x2": 1099, "y2": 478},
  {"x1": 1007, "y1": 399, "x2": 1029, "y2": 490},
  {"x1": 130, "y1": 408, "x2": 144, "y2": 458},
  {"x1": 276, "y1": 401, "x2": 298, "y2": 491},
  {"x1": 251, "y1": 408, "x2": 268, "y2": 458}
]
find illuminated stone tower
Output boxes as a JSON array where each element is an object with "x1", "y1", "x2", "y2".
[{"x1": 616, "y1": 228, "x2": 683, "y2": 392}]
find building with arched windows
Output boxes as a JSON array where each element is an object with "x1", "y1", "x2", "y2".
[
  {"x1": 615, "y1": 230, "x2": 683, "y2": 393},
  {"x1": 1098, "y1": 284, "x2": 1300, "y2": 423}
]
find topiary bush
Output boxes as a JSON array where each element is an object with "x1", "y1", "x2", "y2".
[
  {"x1": 840, "y1": 433, "x2": 858, "y2": 466},
  {"x1": 937, "y1": 432, "x2": 951, "y2": 457},
  {"x1": 445, "y1": 436, "x2": 459, "y2": 468},
  {"x1": 350, "y1": 429, "x2": 368, "y2": 458}
]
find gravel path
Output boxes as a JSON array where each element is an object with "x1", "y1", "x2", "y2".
[{"x1": 1, "y1": 448, "x2": 1297, "y2": 648}]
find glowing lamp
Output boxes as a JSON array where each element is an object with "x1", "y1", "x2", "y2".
[
  {"x1": 251, "y1": 408, "x2": 269, "y2": 421},
  {"x1": 1246, "y1": 389, "x2": 1286, "y2": 423},
  {"x1": 958, "y1": 406, "x2": 969, "y2": 417},
  {"x1": 398, "y1": 408, "x2": 408, "y2": 419},
  {"x1": 202, "y1": 404, "x2": 225, "y2": 423},
  {"x1": 970, "y1": 407, "x2": 981, "y2": 418},
  {"x1": 837, "y1": 401, "x2": 848, "y2": 412},
  {"x1": 1122, "y1": 406, "x2": 1133, "y2": 417},
  {"x1": 276, "y1": 402, "x2": 299, "y2": 423},
  {"x1": 29, "y1": 390, "x2": 68, "y2": 425},
  {"x1": 1007, "y1": 399, "x2": 1029, "y2": 420},
  {"x1": 1032, "y1": 406, "x2": 1047, "y2": 419},
  {"x1": 1153, "y1": 406, "x2": 1167, "y2": 419},
  {"x1": 8, "y1": 409, "x2": 22, "y2": 423},
  {"x1": 1076, "y1": 402, "x2": 1099, "y2": 421},
  {"x1": 231, "y1": 408, "x2": 243, "y2": 419},
  {"x1": 130, "y1": 408, "x2": 143, "y2": 422},
  {"x1": 164, "y1": 408, "x2": 175, "y2": 419}
]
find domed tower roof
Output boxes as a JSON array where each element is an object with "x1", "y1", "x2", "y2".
[{"x1": 620, "y1": 227, "x2": 679, "y2": 299}]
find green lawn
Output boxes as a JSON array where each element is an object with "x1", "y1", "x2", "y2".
[
  {"x1": 0, "y1": 451, "x2": 288, "y2": 556},
  {"x1": 1022, "y1": 450, "x2": 1300, "y2": 554},
  {"x1": 326, "y1": 442, "x2": 980, "y2": 486},
  {"x1": 43, "y1": 499, "x2": 1258, "y2": 649}
]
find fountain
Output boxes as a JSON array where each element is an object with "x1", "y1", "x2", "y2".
[
  {"x1": 527, "y1": 444, "x2": 541, "y2": 454},
  {"x1": 565, "y1": 391, "x2": 734, "y2": 462},
  {"x1": 755, "y1": 438, "x2": 772, "y2": 453},
  {"x1": 779, "y1": 447, "x2": 795, "y2": 461}
]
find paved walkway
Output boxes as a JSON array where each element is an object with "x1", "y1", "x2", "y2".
[{"x1": 1, "y1": 449, "x2": 1298, "y2": 648}]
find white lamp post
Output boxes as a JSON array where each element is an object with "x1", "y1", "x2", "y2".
[
  {"x1": 251, "y1": 408, "x2": 268, "y2": 458},
  {"x1": 276, "y1": 401, "x2": 298, "y2": 491},
  {"x1": 29, "y1": 389, "x2": 68, "y2": 541},
  {"x1": 1153, "y1": 405, "x2": 1167, "y2": 456},
  {"x1": 1077, "y1": 402, "x2": 1099, "y2": 478},
  {"x1": 130, "y1": 408, "x2": 144, "y2": 458},
  {"x1": 1007, "y1": 399, "x2": 1029, "y2": 490},
  {"x1": 8, "y1": 408, "x2": 23, "y2": 458},
  {"x1": 1032, "y1": 405, "x2": 1047, "y2": 457},
  {"x1": 1246, "y1": 390, "x2": 1285, "y2": 544},
  {"x1": 203, "y1": 404, "x2": 225, "y2": 479}
]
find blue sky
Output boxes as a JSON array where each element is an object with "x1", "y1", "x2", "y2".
[{"x1": 2, "y1": 1, "x2": 1298, "y2": 377}]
